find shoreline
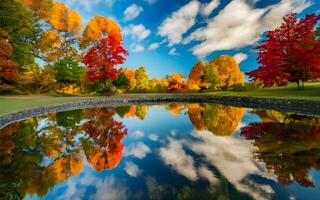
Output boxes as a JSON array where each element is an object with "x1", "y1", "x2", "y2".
[{"x1": 1, "y1": 93, "x2": 320, "y2": 128}]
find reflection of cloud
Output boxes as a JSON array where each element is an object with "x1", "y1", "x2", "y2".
[
  {"x1": 149, "y1": 133, "x2": 159, "y2": 141},
  {"x1": 198, "y1": 165, "x2": 218, "y2": 183},
  {"x1": 186, "y1": 130, "x2": 275, "y2": 200},
  {"x1": 133, "y1": 130, "x2": 144, "y2": 138},
  {"x1": 91, "y1": 176, "x2": 127, "y2": 200},
  {"x1": 57, "y1": 177, "x2": 85, "y2": 200},
  {"x1": 159, "y1": 138, "x2": 198, "y2": 181},
  {"x1": 124, "y1": 161, "x2": 140, "y2": 177},
  {"x1": 170, "y1": 129, "x2": 177, "y2": 136},
  {"x1": 125, "y1": 142, "x2": 151, "y2": 159}
]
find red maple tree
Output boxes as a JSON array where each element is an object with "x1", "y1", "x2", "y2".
[
  {"x1": 83, "y1": 36, "x2": 128, "y2": 87},
  {"x1": 247, "y1": 13, "x2": 320, "y2": 89}
]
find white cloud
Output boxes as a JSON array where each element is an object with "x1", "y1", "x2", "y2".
[
  {"x1": 125, "y1": 142, "x2": 151, "y2": 159},
  {"x1": 157, "y1": 0, "x2": 200, "y2": 46},
  {"x1": 133, "y1": 130, "x2": 144, "y2": 138},
  {"x1": 233, "y1": 53, "x2": 248, "y2": 64},
  {"x1": 123, "y1": 24, "x2": 151, "y2": 41},
  {"x1": 169, "y1": 48, "x2": 179, "y2": 56},
  {"x1": 148, "y1": 43, "x2": 160, "y2": 50},
  {"x1": 184, "y1": 0, "x2": 312, "y2": 57},
  {"x1": 159, "y1": 138, "x2": 198, "y2": 181},
  {"x1": 145, "y1": 0, "x2": 157, "y2": 4},
  {"x1": 200, "y1": 0, "x2": 220, "y2": 16},
  {"x1": 149, "y1": 133, "x2": 159, "y2": 141},
  {"x1": 124, "y1": 4, "x2": 143, "y2": 22},
  {"x1": 131, "y1": 44, "x2": 145, "y2": 53},
  {"x1": 124, "y1": 161, "x2": 141, "y2": 177}
]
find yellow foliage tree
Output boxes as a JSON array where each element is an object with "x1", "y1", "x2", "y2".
[
  {"x1": 208, "y1": 55, "x2": 244, "y2": 89},
  {"x1": 81, "y1": 16, "x2": 122, "y2": 48},
  {"x1": 18, "y1": 0, "x2": 82, "y2": 37},
  {"x1": 38, "y1": 30, "x2": 63, "y2": 62}
]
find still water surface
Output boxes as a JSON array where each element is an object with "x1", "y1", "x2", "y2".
[{"x1": 0, "y1": 103, "x2": 320, "y2": 200}]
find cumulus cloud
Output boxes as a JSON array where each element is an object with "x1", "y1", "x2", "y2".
[
  {"x1": 184, "y1": 0, "x2": 312, "y2": 57},
  {"x1": 125, "y1": 142, "x2": 151, "y2": 159},
  {"x1": 148, "y1": 43, "x2": 160, "y2": 50},
  {"x1": 200, "y1": 0, "x2": 220, "y2": 16},
  {"x1": 124, "y1": 161, "x2": 141, "y2": 177},
  {"x1": 123, "y1": 24, "x2": 151, "y2": 41},
  {"x1": 169, "y1": 48, "x2": 179, "y2": 56},
  {"x1": 233, "y1": 53, "x2": 248, "y2": 64},
  {"x1": 131, "y1": 44, "x2": 145, "y2": 53},
  {"x1": 124, "y1": 4, "x2": 143, "y2": 22},
  {"x1": 157, "y1": 0, "x2": 200, "y2": 46}
]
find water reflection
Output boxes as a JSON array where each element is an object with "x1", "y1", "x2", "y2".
[
  {"x1": 0, "y1": 104, "x2": 319, "y2": 199},
  {"x1": 241, "y1": 110, "x2": 320, "y2": 187}
]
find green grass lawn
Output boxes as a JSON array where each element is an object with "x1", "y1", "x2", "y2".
[
  {"x1": 0, "y1": 96, "x2": 99, "y2": 116},
  {"x1": 211, "y1": 82, "x2": 320, "y2": 100}
]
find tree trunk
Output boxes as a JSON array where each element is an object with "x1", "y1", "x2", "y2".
[{"x1": 296, "y1": 81, "x2": 300, "y2": 90}]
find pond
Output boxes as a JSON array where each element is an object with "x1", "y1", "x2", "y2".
[{"x1": 0, "y1": 103, "x2": 320, "y2": 200}]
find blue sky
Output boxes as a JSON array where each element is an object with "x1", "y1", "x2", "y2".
[{"x1": 59, "y1": 0, "x2": 320, "y2": 79}]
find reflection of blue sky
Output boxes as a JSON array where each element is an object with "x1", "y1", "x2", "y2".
[{"x1": 25, "y1": 105, "x2": 320, "y2": 200}]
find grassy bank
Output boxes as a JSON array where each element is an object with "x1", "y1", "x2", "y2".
[
  {"x1": 210, "y1": 82, "x2": 320, "y2": 100},
  {"x1": 0, "y1": 82, "x2": 319, "y2": 116},
  {"x1": 0, "y1": 96, "x2": 100, "y2": 116}
]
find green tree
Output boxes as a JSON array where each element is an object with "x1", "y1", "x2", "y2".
[
  {"x1": 54, "y1": 59, "x2": 84, "y2": 83},
  {"x1": 112, "y1": 72, "x2": 130, "y2": 89},
  {"x1": 203, "y1": 63, "x2": 219, "y2": 88},
  {"x1": 135, "y1": 67, "x2": 150, "y2": 91},
  {"x1": 0, "y1": 0, "x2": 40, "y2": 67}
]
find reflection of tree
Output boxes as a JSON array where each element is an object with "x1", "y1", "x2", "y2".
[
  {"x1": 188, "y1": 104, "x2": 245, "y2": 136},
  {"x1": 82, "y1": 108, "x2": 127, "y2": 171},
  {"x1": 136, "y1": 105, "x2": 149, "y2": 120},
  {"x1": 115, "y1": 105, "x2": 137, "y2": 118},
  {"x1": 241, "y1": 116, "x2": 320, "y2": 187},
  {"x1": 25, "y1": 149, "x2": 82, "y2": 196},
  {"x1": 166, "y1": 104, "x2": 185, "y2": 115},
  {"x1": 0, "y1": 107, "x2": 128, "y2": 198}
]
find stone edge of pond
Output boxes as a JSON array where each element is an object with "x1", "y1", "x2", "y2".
[{"x1": 1, "y1": 94, "x2": 320, "y2": 129}]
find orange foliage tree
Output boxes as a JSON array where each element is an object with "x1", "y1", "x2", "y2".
[
  {"x1": 0, "y1": 30, "x2": 18, "y2": 82},
  {"x1": 188, "y1": 60, "x2": 206, "y2": 90},
  {"x1": 168, "y1": 73, "x2": 188, "y2": 92}
]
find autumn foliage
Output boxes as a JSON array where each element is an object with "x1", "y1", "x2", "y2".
[
  {"x1": 84, "y1": 37, "x2": 128, "y2": 82},
  {"x1": 187, "y1": 104, "x2": 245, "y2": 136},
  {"x1": 241, "y1": 118, "x2": 320, "y2": 187},
  {"x1": 247, "y1": 13, "x2": 320, "y2": 88},
  {"x1": 82, "y1": 16, "x2": 128, "y2": 85},
  {"x1": 0, "y1": 31, "x2": 18, "y2": 82}
]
